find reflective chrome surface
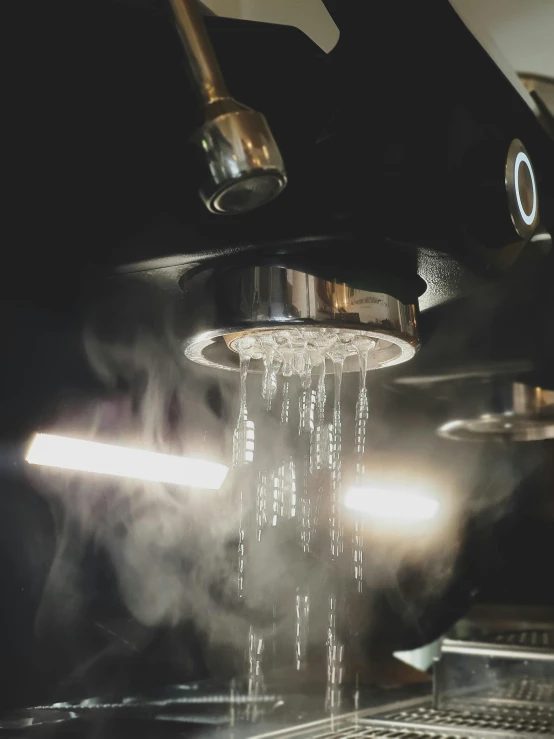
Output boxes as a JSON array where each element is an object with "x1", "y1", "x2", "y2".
[
  {"x1": 512, "y1": 383, "x2": 554, "y2": 415},
  {"x1": 169, "y1": 0, "x2": 287, "y2": 214},
  {"x1": 438, "y1": 382, "x2": 554, "y2": 442},
  {"x1": 180, "y1": 266, "x2": 420, "y2": 373},
  {"x1": 435, "y1": 635, "x2": 554, "y2": 722},
  {"x1": 195, "y1": 104, "x2": 287, "y2": 214}
]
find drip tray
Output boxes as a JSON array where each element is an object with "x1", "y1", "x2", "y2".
[
  {"x1": 260, "y1": 697, "x2": 554, "y2": 739},
  {"x1": 260, "y1": 629, "x2": 554, "y2": 739},
  {"x1": 364, "y1": 703, "x2": 554, "y2": 737}
]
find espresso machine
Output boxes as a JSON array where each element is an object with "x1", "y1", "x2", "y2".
[
  {"x1": 102, "y1": 0, "x2": 553, "y2": 374},
  {"x1": 102, "y1": 1, "x2": 554, "y2": 734},
  {"x1": 3, "y1": 0, "x2": 554, "y2": 736}
]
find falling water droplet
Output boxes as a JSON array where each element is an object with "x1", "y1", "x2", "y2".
[
  {"x1": 353, "y1": 340, "x2": 372, "y2": 593},
  {"x1": 281, "y1": 380, "x2": 291, "y2": 426},
  {"x1": 295, "y1": 588, "x2": 310, "y2": 671},
  {"x1": 353, "y1": 528, "x2": 364, "y2": 595},
  {"x1": 325, "y1": 348, "x2": 348, "y2": 714},
  {"x1": 233, "y1": 353, "x2": 254, "y2": 468},
  {"x1": 272, "y1": 460, "x2": 296, "y2": 523},
  {"x1": 238, "y1": 523, "x2": 245, "y2": 598},
  {"x1": 301, "y1": 359, "x2": 312, "y2": 393},
  {"x1": 247, "y1": 626, "x2": 265, "y2": 721},
  {"x1": 271, "y1": 470, "x2": 279, "y2": 528},
  {"x1": 272, "y1": 380, "x2": 297, "y2": 523},
  {"x1": 229, "y1": 678, "x2": 236, "y2": 730},
  {"x1": 299, "y1": 387, "x2": 315, "y2": 436},
  {"x1": 354, "y1": 341, "x2": 371, "y2": 472},
  {"x1": 233, "y1": 351, "x2": 255, "y2": 601},
  {"x1": 310, "y1": 364, "x2": 327, "y2": 474},
  {"x1": 256, "y1": 471, "x2": 268, "y2": 543},
  {"x1": 281, "y1": 460, "x2": 296, "y2": 518},
  {"x1": 329, "y1": 353, "x2": 345, "y2": 560},
  {"x1": 271, "y1": 603, "x2": 278, "y2": 670},
  {"x1": 354, "y1": 673, "x2": 360, "y2": 726},
  {"x1": 281, "y1": 348, "x2": 294, "y2": 377},
  {"x1": 299, "y1": 388, "x2": 315, "y2": 552},
  {"x1": 261, "y1": 345, "x2": 274, "y2": 404},
  {"x1": 269, "y1": 355, "x2": 282, "y2": 405},
  {"x1": 261, "y1": 342, "x2": 281, "y2": 410},
  {"x1": 331, "y1": 354, "x2": 344, "y2": 481},
  {"x1": 325, "y1": 595, "x2": 344, "y2": 713},
  {"x1": 316, "y1": 364, "x2": 326, "y2": 425}
]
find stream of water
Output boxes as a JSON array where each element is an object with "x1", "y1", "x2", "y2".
[{"x1": 231, "y1": 329, "x2": 377, "y2": 714}]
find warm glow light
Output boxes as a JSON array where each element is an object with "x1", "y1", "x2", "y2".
[
  {"x1": 344, "y1": 484, "x2": 440, "y2": 523},
  {"x1": 26, "y1": 433, "x2": 228, "y2": 490}
]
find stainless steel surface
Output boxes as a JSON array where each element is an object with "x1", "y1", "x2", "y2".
[
  {"x1": 490, "y1": 632, "x2": 554, "y2": 648},
  {"x1": 453, "y1": 605, "x2": 554, "y2": 640},
  {"x1": 512, "y1": 384, "x2": 554, "y2": 415},
  {"x1": 438, "y1": 382, "x2": 554, "y2": 442},
  {"x1": 0, "y1": 683, "x2": 285, "y2": 733},
  {"x1": 267, "y1": 723, "x2": 467, "y2": 739},
  {"x1": 394, "y1": 364, "x2": 535, "y2": 387},
  {"x1": 459, "y1": 680, "x2": 554, "y2": 706},
  {"x1": 366, "y1": 704, "x2": 554, "y2": 737},
  {"x1": 14, "y1": 686, "x2": 554, "y2": 738},
  {"x1": 439, "y1": 638, "x2": 554, "y2": 664},
  {"x1": 194, "y1": 103, "x2": 287, "y2": 214},
  {"x1": 439, "y1": 414, "x2": 554, "y2": 442},
  {"x1": 258, "y1": 697, "x2": 554, "y2": 738},
  {"x1": 169, "y1": 0, "x2": 287, "y2": 213},
  {"x1": 180, "y1": 266, "x2": 420, "y2": 373},
  {"x1": 433, "y1": 635, "x2": 554, "y2": 719},
  {"x1": 505, "y1": 139, "x2": 539, "y2": 240}
]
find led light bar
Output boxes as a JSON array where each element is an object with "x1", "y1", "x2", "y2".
[{"x1": 26, "y1": 433, "x2": 228, "y2": 490}]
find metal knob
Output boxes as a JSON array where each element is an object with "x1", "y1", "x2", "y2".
[
  {"x1": 505, "y1": 139, "x2": 539, "y2": 240},
  {"x1": 463, "y1": 138, "x2": 540, "y2": 247}
]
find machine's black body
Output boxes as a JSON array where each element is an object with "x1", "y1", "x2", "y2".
[{"x1": 3, "y1": 0, "x2": 554, "y2": 310}]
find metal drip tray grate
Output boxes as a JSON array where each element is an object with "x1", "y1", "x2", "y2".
[
  {"x1": 373, "y1": 705, "x2": 554, "y2": 735},
  {"x1": 475, "y1": 678, "x2": 554, "y2": 704},
  {"x1": 307, "y1": 727, "x2": 465, "y2": 738},
  {"x1": 439, "y1": 677, "x2": 554, "y2": 710},
  {"x1": 279, "y1": 721, "x2": 470, "y2": 739},
  {"x1": 488, "y1": 632, "x2": 554, "y2": 649},
  {"x1": 259, "y1": 700, "x2": 554, "y2": 739},
  {"x1": 434, "y1": 635, "x2": 554, "y2": 716},
  {"x1": 273, "y1": 631, "x2": 554, "y2": 739}
]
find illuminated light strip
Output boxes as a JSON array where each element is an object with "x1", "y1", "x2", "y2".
[
  {"x1": 514, "y1": 151, "x2": 537, "y2": 226},
  {"x1": 344, "y1": 485, "x2": 439, "y2": 523},
  {"x1": 26, "y1": 433, "x2": 228, "y2": 490}
]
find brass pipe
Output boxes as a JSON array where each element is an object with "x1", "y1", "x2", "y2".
[{"x1": 169, "y1": 0, "x2": 229, "y2": 104}]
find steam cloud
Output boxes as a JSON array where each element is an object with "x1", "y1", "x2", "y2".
[
  {"x1": 28, "y1": 285, "x2": 313, "y2": 689},
  {"x1": 26, "y1": 281, "x2": 541, "y2": 694}
]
